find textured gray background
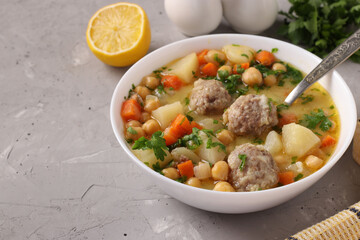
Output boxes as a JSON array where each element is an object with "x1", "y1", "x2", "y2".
[{"x1": 0, "y1": 0, "x2": 359, "y2": 239}]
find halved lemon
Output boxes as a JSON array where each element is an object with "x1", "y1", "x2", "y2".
[{"x1": 86, "y1": 2, "x2": 151, "y2": 67}]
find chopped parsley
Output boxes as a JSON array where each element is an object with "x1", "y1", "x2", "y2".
[
  {"x1": 276, "y1": 103, "x2": 289, "y2": 112},
  {"x1": 257, "y1": 49, "x2": 262, "y2": 53},
  {"x1": 216, "y1": 74, "x2": 243, "y2": 95},
  {"x1": 300, "y1": 109, "x2": 333, "y2": 132},
  {"x1": 127, "y1": 84, "x2": 136, "y2": 99},
  {"x1": 232, "y1": 44, "x2": 240, "y2": 47},
  {"x1": 184, "y1": 97, "x2": 190, "y2": 105},
  {"x1": 206, "y1": 137, "x2": 226, "y2": 153},
  {"x1": 179, "y1": 128, "x2": 203, "y2": 150},
  {"x1": 294, "y1": 173, "x2": 303, "y2": 181},
  {"x1": 218, "y1": 69, "x2": 230, "y2": 79},
  {"x1": 291, "y1": 156, "x2": 297, "y2": 164},
  {"x1": 241, "y1": 53, "x2": 249, "y2": 59},
  {"x1": 152, "y1": 162, "x2": 164, "y2": 175},
  {"x1": 238, "y1": 154, "x2": 247, "y2": 171},
  {"x1": 153, "y1": 69, "x2": 163, "y2": 79},
  {"x1": 176, "y1": 176, "x2": 187, "y2": 183},
  {"x1": 299, "y1": 94, "x2": 314, "y2": 104},
  {"x1": 132, "y1": 131, "x2": 169, "y2": 161},
  {"x1": 271, "y1": 48, "x2": 279, "y2": 53},
  {"x1": 214, "y1": 53, "x2": 225, "y2": 65},
  {"x1": 127, "y1": 126, "x2": 138, "y2": 135},
  {"x1": 330, "y1": 105, "x2": 334, "y2": 109},
  {"x1": 280, "y1": 64, "x2": 303, "y2": 85},
  {"x1": 252, "y1": 138, "x2": 264, "y2": 144},
  {"x1": 156, "y1": 84, "x2": 167, "y2": 94},
  {"x1": 213, "y1": 119, "x2": 219, "y2": 124},
  {"x1": 185, "y1": 110, "x2": 194, "y2": 122}
]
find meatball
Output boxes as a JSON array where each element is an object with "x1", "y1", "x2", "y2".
[
  {"x1": 227, "y1": 143, "x2": 279, "y2": 191},
  {"x1": 223, "y1": 94, "x2": 278, "y2": 136},
  {"x1": 189, "y1": 79, "x2": 232, "y2": 115}
]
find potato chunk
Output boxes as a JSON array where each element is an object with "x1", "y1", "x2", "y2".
[
  {"x1": 151, "y1": 101, "x2": 184, "y2": 129},
  {"x1": 282, "y1": 123, "x2": 320, "y2": 157},
  {"x1": 133, "y1": 149, "x2": 172, "y2": 169},
  {"x1": 222, "y1": 44, "x2": 256, "y2": 64},
  {"x1": 195, "y1": 132, "x2": 226, "y2": 165},
  {"x1": 264, "y1": 130, "x2": 283, "y2": 156},
  {"x1": 166, "y1": 52, "x2": 199, "y2": 84}
]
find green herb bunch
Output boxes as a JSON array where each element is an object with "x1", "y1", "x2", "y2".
[{"x1": 278, "y1": 0, "x2": 360, "y2": 62}]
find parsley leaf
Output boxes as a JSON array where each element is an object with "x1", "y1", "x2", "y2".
[
  {"x1": 179, "y1": 128, "x2": 203, "y2": 150},
  {"x1": 278, "y1": 0, "x2": 360, "y2": 63},
  {"x1": 152, "y1": 162, "x2": 164, "y2": 175},
  {"x1": 294, "y1": 173, "x2": 303, "y2": 181},
  {"x1": 272, "y1": 48, "x2": 279, "y2": 53},
  {"x1": 132, "y1": 131, "x2": 169, "y2": 161},
  {"x1": 127, "y1": 126, "x2": 138, "y2": 135},
  {"x1": 299, "y1": 109, "x2": 333, "y2": 131}
]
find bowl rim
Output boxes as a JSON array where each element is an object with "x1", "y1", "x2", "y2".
[{"x1": 110, "y1": 33, "x2": 357, "y2": 198}]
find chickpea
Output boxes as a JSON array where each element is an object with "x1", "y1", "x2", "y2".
[
  {"x1": 163, "y1": 167, "x2": 180, "y2": 180},
  {"x1": 213, "y1": 181, "x2": 235, "y2": 192},
  {"x1": 140, "y1": 112, "x2": 151, "y2": 123},
  {"x1": 186, "y1": 177, "x2": 202, "y2": 188},
  {"x1": 211, "y1": 161, "x2": 229, "y2": 181},
  {"x1": 125, "y1": 120, "x2": 142, "y2": 128},
  {"x1": 142, "y1": 119, "x2": 161, "y2": 135},
  {"x1": 264, "y1": 74, "x2": 277, "y2": 86},
  {"x1": 143, "y1": 76, "x2": 160, "y2": 90},
  {"x1": 134, "y1": 86, "x2": 151, "y2": 100},
  {"x1": 218, "y1": 65, "x2": 232, "y2": 75},
  {"x1": 242, "y1": 67, "x2": 263, "y2": 86},
  {"x1": 272, "y1": 63, "x2": 287, "y2": 72},
  {"x1": 305, "y1": 155, "x2": 324, "y2": 170},
  {"x1": 205, "y1": 50, "x2": 226, "y2": 66},
  {"x1": 144, "y1": 98, "x2": 160, "y2": 113},
  {"x1": 216, "y1": 129, "x2": 235, "y2": 145},
  {"x1": 125, "y1": 126, "x2": 145, "y2": 141}
]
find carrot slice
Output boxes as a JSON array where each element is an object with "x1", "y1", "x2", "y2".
[
  {"x1": 197, "y1": 49, "x2": 209, "y2": 65},
  {"x1": 255, "y1": 50, "x2": 275, "y2": 66},
  {"x1": 177, "y1": 160, "x2": 194, "y2": 179},
  {"x1": 201, "y1": 62, "x2": 218, "y2": 76},
  {"x1": 278, "y1": 171, "x2": 294, "y2": 185},
  {"x1": 278, "y1": 113, "x2": 297, "y2": 127},
  {"x1": 121, "y1": 99, "x2": 142, "y2": 122},
  {"x1": 233, "y1": 62, "x2": 250, "y2": 74},
  {"x1": 163, "y1": 127, "x2": 179, "y2": 146},
  {"x1": 320, "y1": 135, "x2": 336, "y2": 148},
  {"x1": 161, "y1": 75, "x2": 182, "y2": 90},
  {"x1": 170, "y1": 114, "x2": 192, "y2": 137}
]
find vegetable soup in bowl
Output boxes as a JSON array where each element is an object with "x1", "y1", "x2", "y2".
[{"x1": 110, "y1": 34, "x2": 356, "y2": 213}]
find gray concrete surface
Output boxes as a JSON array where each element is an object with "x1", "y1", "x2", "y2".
[{"x1": 0, "y1": 0, "x2": 359, "y2": 239}]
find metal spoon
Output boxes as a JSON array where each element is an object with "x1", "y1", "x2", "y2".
[{"x1": 284, "y1": 28, "x2": 360, "y2": 106}]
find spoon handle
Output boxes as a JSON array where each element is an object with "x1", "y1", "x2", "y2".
[{"x1": 284, "y1": 28, "x2": 360, "y2": 105}]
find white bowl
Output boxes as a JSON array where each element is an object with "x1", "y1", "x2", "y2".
[{"x1": 110, "y1": 34, "x2": 357, "y2": 214}]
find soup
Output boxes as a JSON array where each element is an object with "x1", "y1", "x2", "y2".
[{"x1": 120, "y1": 44, "x2": 339, "y2": 192}]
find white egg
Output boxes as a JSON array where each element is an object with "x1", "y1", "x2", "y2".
[
  {"x1": 222, "y1": 0, "x2": 278, "y2": 34},
  {"x1": 164, "y1": 0, "x2": 223, "y2": 36}
]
